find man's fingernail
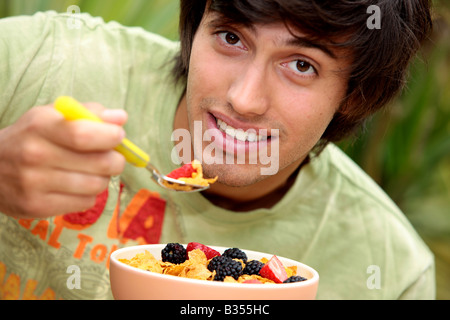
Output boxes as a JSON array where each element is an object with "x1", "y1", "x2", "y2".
[
  {"x1": 102, "y1": 109, "x2": 127, "y2": 119},
  {"x1": 118, "y1": 127, "x2": 126, "y2": 140}
]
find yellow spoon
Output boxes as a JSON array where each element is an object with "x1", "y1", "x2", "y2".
[{"x1": 54, "y1": 96, "x2": 209, "y2": 192}]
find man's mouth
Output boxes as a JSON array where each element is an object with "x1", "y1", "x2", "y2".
[
  {"x1": 200, "y1": 113, "x2": 279, "y2": 169},
  {"x1": 215, "y1": 118, "x2": 270, "y2": 143}
]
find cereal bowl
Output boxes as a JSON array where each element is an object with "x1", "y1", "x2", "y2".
[{"x1": 109, "y1": 244, "x2": 319, "y2": 300}]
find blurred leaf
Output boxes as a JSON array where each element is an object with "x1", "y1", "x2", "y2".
[{"x1": 0, "y1": 0, "x2": 180, "y2": 39}]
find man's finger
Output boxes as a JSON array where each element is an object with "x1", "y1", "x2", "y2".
[
  {"x1": 83, "y1": 102, "x2": 128, "y2": 125},
  {"x1": 37, "y1": 106, "x2": 125, "y2": 151}
]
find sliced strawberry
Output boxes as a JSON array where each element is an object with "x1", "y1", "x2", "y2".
[
  {"x1": 259, "y1": 255, "x2": 288, "y2": 283},
  {"x1": 166, "y1": 163, "x2": 196, "y2": 179},
  {"x1": 186, "y1": 242, "x2": 221, "y2": 260},
  {"x1": 242, "y1": 279, "x2": 263, "y2": 284}
]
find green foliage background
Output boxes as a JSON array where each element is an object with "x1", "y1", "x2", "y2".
[{"x1": 1, "y1": 0, "x2": 449, "y2": 299}]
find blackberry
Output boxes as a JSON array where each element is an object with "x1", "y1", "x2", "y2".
[
  {"x1": 242, "y1": 260, "x2": 264, "y2": 275},
  {"x1": 161, "y1": 243, "x2": 186, "y2": 264},
  {"x1": 223, "y1": 248, "x2": 247, "y2": 263},
  {"x1": 283, "y1": 275, "x2": 307, "y2": 283},
  {"x1": 213, "y1": 258, "x2": 243, "y2": 281},
  {"x1": 207, "y1": 255, "x2": 230, "y2": 272}
]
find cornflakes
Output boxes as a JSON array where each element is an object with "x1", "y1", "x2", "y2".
[
  {"x1": 120, "y1": 249, "x2": 214, "y2": 281},
  {"x1": 163, "y1": 160, "x2": 217, "y2": 191}
]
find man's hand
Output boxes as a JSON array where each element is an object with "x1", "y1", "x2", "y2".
[{"x1": 0, "y1": 102, "x2": 128, "y2": 219}]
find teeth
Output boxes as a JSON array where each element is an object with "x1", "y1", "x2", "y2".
[
  {"x1": 235, "y1": 129, "x2": 247, "y2": 141},
  {"x1": 216, "y1": 118, "x2": 268, "y2": 142},
  {"x1": 247, "y1": 132, "x2": 257, "y2": 142},
  {"x1": 219, "y1": 120, "x2": 227, "y2": 131},
  {"x1": 225, "y1": 127, "x2": 236, "y2": 137}
]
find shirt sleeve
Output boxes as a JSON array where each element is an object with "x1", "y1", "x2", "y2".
[
  {"x1": 398, "y1": 264, "x2": 436, "y2": 299},
  {"x1": 0, "y1": 10, "x2": 179, "y2": 130},
  {"x1": 0, "y1": 10, "x2": 136, "y2": 128},
  {"x1": 0, "y1": 12, "x2": 58, "y2": 126}
]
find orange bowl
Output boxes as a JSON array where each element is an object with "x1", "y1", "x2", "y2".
[{"x1": 109, "y1": 244, "x2": 319, "y2": 300}]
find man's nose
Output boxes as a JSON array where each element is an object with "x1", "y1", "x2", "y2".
[{"x1": 226, "y1": 62, "x2": 270, "y2": 116}]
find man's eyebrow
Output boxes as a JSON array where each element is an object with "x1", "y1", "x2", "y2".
[
  {"x1": 284, "y1": 37, "x2": 337, "y2": 59},
  {"x1": 206, "y1": 16, "x2": 248, "y2": 31},
  {"x1": 205, "y1": 14, "x2": 337, "y2": 59}
]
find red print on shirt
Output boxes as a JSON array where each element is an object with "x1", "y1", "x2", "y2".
[
  {"x1": 63, "y1": 189, "x2": 108, "y2": 225},
  {"x1": 61, "y1": 185, "x2": 167, "y2": 245},
  {"x1": 114, "y1": 188, "x2": 166, "y2": 245}
]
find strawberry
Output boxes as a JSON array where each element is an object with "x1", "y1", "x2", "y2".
[
  {"x1": 186, "y1": 242, "x2": 221, "y2": 260},
  {"x1": 166, "y1": 163, "x2": 196, "y2": 179},
  {"x1": 259, "y1": 255, "x2": 288, "y2": 283},
  {"x1": 242, "y1": 279, "x2": 263, "y2": 284}
]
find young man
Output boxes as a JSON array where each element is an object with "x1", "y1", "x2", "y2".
[{"x1": 0, "y1": 0, "x2": 434, "y2": 299}]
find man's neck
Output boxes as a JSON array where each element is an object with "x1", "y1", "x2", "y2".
[{"x1": 202, "y1": 161, "x2": 304, "y2": 212}]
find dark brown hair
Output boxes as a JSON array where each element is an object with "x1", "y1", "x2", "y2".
[{"x1": 172, "y1": 0, "x2": 432, "y2": 153}]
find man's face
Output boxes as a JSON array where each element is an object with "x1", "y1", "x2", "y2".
[{"x1": 182, "y1": 11, "x2": 350, "y2": 187}]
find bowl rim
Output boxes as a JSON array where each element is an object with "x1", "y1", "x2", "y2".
[{"x1": 110, "y1": 244, "x2": 319, "y2": 289}]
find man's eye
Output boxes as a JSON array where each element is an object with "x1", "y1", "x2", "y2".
[
  {"x1": 286, "y1": 60, "x2": 316, "y2": 75},
  {"x1": 218, "y1": 31, "x2": 242, "y2": 46}
]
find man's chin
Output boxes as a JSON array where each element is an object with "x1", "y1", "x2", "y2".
[{"x1": 201, "y1": 163, "x2": 268, "y2": 188}]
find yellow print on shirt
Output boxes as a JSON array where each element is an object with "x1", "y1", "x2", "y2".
[
  {"x1": 0, "y1": 184, "x2": 167, "y2": 299},
  {"x1": 0, "y1": 262, "x2": 56, "y2": 300}
]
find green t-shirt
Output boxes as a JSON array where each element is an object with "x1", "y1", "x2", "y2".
[{"x1": 0, "y1": 12, "x2": 435, "y2": 300}]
